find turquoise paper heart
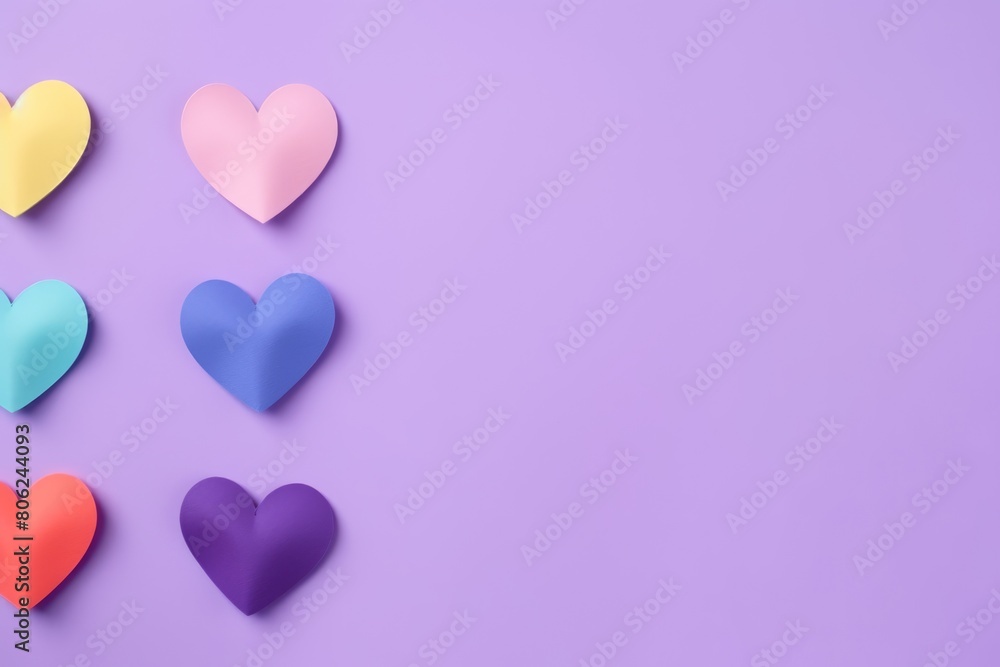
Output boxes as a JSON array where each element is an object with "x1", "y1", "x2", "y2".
[{"x1": 0, "y1": 281, "x2": 88, "y2": 412}]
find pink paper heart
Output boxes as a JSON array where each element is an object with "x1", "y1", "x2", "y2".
[{"x1": 181, "y1": 84, "x2": 338, "y2": 223}]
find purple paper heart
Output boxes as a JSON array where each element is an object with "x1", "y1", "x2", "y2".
[{"x1": 179, "y1": 477, "x2": 336, "y2": 615}]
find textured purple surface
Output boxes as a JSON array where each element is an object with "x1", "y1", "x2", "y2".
[
  {"x1": 0, "y1": 0, "x2": 999, "y2": 665},
  {"x1": 179, "y1": 478, "x2": 336, "y2": 615}
]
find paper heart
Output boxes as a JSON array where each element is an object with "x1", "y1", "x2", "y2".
[
  {"x1": 180, "y1": 478, "x2": 336, "y2": 615},
  {"x1": 180, "y1": 273, "x2": 335, "y2": 411},
  {"x1": 181, "y1": 83, "x2": 338, "y2": 223},
  {"x1": 0, "y1": 280, "x2": 89, "y2": 412},
  {"x1": 0, "y1": 474, "x2": 97, "y2": 608},
  {"x1": 0, "y1": 81, "x2": 91, "y2": 217}
]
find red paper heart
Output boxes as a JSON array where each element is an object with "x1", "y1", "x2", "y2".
[{"x1": 0, "y1": 474, "x2": 97, "y2": 608}]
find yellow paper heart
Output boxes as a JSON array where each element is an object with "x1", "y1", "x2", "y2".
[{"x1": 0, "y1": 80, "x2": 91, "y2": 217}]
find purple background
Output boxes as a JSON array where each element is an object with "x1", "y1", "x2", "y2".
[{"x1": 2, "y1": 0, "x2": 999, "y2": 665}]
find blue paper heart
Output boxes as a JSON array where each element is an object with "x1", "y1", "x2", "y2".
[
  {"x1": 0, "y1": 280, "x2": 89, "y2": 412},
  {"x1": 180, "y1": 274, "x2": 335, "y2": 411}
]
